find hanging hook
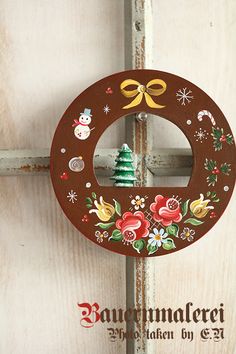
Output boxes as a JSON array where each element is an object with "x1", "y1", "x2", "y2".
[{"x1": 136, "y1": 112, "x2": 148, "y2": 122}]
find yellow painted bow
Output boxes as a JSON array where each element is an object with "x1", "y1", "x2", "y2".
[{"x1": 120, "y1": 79, "x2": 167, "y2": 109}]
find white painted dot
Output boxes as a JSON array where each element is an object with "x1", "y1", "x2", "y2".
[
  {"x1": 224, "y1": 186, "x2": 229, "y2": 192},
  {"x1": 187, "y1": 120, "x2": 192, "y2": 125},
  {"x1": 61, "y1": 148, "x2": 66, "y2": 153},
  {"x1": 86, "y1": 182, "x2": 91, "y2": 188}
]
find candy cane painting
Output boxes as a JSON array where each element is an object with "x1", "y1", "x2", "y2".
[{"x1": 197, "y1": 110, "x2": 216, "y2": 126}]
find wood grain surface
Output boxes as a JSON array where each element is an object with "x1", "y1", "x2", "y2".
[
  {"x1": 0, "y1": 1, "x2": 126, "y2": 353},
  {"x1": 148, "y1": 1, "x2": 236, "y2": 353},
  {"x1": 0, "y1": 0, "x2": 235, "y2": 353}
]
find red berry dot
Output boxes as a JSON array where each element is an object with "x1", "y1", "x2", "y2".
[
  {"x1": 210, "y1": 212, "x2": 217, "y2": 219},
  {"x1": 106, "y1": 87, "x2": 113, "y2": 94},
  {"x1": 220, "y1": 135, "x2": 226, "y2": 142},
  {"x1": 212, "y1": 167, "x2": 220, "y2": 175},
  {"x1": 60, "y1": 172, "x2": 68, "y2": 180}
]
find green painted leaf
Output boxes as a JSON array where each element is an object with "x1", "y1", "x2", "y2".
[
  {"x1": 205, "y1": 159, "x2": 216, "y2": 171},
  {"x1": 213, "y1": 140, "x2": 222, "y2": 151},
  {"x1": 206, "y1": 191, "x2": 211, "y2": 197},
  {"x1": 113, "y1": 199, "x2": 121, "y2": 216},
  {"x1": 211, "y1": 192, "x2": 217, "y2": 198},
  {"x1": 109, "y1": 229, "x2": 123, "y2": 242},
  {"x1": 184, "y1": 218, "x2": 204, "y2": 226},
  {"x1": 166, "y1": 224, "x2": 179, "y2": 237},
  {"x1": 181, "y1": 199, "x2": 190, "y2": 217},
  {"x1": 220, "y1": 163, "x2": 231, "y2": 175},
  {"x1": 92, "y1": 192, "x2": 97, "y2": 199},
  {"x1": 133, "y1": 239, "x2": 145, "y2": 254},
  {"x1": 147, "y1": 243, "x2": 158, "y2": 255},
  {"x1": 207, "y1": 174, "x2": 217, "y2": 186},
  {"x1": 212, "y1": 127, "x2": 222, "y2": 139},
  {"x1": 162, "y1": 238, "x2": 176, "y2": 251},
  {"x1": 86, "y1": 197, "x2": 92, "y2": 204},
  {"x1": 95, "y1": 222, "x2": 115, "y2": 230},
  {"x1": 86, "y1": 204, "x2": 92, "y2": 209},
  {"x1": 213, "y1": 198, "x2": 220, "y2": 203},
  {"x1": 226, "y1": 134, "x2": 233, "y2": 145}
]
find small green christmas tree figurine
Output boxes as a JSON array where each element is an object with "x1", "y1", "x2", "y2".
[{"x1": 110, "y1": 144, "x2": 137, "y2": 187}]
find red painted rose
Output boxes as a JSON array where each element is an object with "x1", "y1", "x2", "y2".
[
  {"x1": 116, "y1": 211, "x2": 150, "y2": 242},
  {"x1": 150, "y1": 195, "x2": 182, "y2": 227}
]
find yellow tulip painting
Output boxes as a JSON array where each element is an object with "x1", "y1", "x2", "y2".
[
  {"x1": 190, "y1": 194, "x2": 214, "y2": 219},
  {"x1": 89, "y1": 196, "x2": 115, "y2": 222}
]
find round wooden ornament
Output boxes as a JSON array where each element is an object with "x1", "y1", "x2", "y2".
[{"x1": 50, "y1": 69, "x2": 236, "y2": 257}]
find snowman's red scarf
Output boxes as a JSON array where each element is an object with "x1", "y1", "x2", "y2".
[{"x1": 72, "y1": 119, "x2": 88, "y2": 127}]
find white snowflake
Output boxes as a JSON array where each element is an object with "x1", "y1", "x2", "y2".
[
  {"x1": 194, "y1": 128, "x2": 208, "y2": 143},
  {"x1": 176, "y1": 87, "x2": 194, "y2": 106},
  {"x1": 67, "y1": 190, "x2": 78, "y2": 203},
  {"x1": 103, "y1": 104, "x2": 111, "y2": 114}
]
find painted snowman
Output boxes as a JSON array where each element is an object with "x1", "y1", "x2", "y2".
[{"x1": 73, "y1": 108, "x2": 94, "y2": 140}]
